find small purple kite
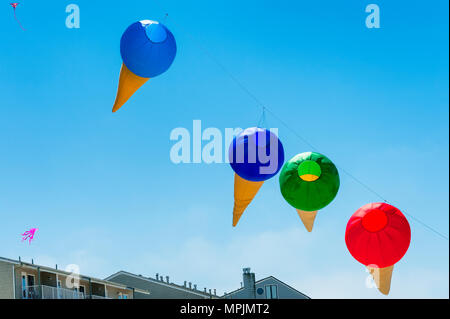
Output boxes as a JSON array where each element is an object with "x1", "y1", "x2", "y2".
[{"x1": 21, "y1": 228, "x2": 38, "y2": 244}]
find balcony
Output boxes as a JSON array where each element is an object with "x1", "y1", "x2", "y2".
[{"x1": 23, "y1": 285, "x2": 110, "y2": 299}]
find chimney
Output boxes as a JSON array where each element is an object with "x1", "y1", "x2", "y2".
[
  {"x1": 184, "y1": 281, "x2": 187, "y2": 287},
  {"x1": 156, "y1": 273, "x2": 159, "y2": 280},
  {"x1": 55, "y1": 264, "x2": 58, "y2": 270},
  {"x1": 193, "y1": 284, "x2": 197, "y2": 290},
  {"x1": 242, "y1": 267, "x2": 256, "y2": 299},
  {"x1": 188, "y1": 282, "x2": 192, "y2": 289},
  {"x1": 166, "y1": 276, "x2": 169, "y2": 283},
  {"x1": 209, "y1": 289, "x2": 212, "y2": 295},
  {"x1": 214, "y1": 289, "x2": 216, "y2": 295},
  {"x1": 31, "y1": 259, "x2": 34, "y2": 264},
  {"x1": 204, "y1": 288, "x2": 207, "y2": 293}
]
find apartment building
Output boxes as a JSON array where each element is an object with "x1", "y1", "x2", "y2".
[{"x1": 0, "y1": 256, "x2": 148, "y2": 299}]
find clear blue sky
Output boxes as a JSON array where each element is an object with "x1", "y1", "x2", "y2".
[{"x1": 0, "y1": 0, "x2": 448, "y2": 298}]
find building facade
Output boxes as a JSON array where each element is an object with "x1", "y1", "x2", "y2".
[{"x1": 0, "y1": 257, "x2": 147, "y2": 299}]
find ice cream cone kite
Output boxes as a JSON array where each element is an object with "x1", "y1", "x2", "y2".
[
  {"x1": 228, "y1": 127, "x2": 284, "y2": 227},
  {"x1": 279, "y1": 152, "x2": 340, "y2": 232},
  {"x1": 112, "y1": 20, "x2": 176, "y2": 113},
  {"x1": 345, "y1": 203, "x2": 411, "y2": 295}
]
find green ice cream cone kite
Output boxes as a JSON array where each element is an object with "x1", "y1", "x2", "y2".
[{"x1": 279, "y1": 152, "x2": 340, "y2": 232}]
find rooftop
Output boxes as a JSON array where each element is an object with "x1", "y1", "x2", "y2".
[
  {"x1": 105, "y1": 270, "x2": 217, "y2": 298},
  {"x1": 222, "y1": 275, "x2": 310, "y2": 299}
]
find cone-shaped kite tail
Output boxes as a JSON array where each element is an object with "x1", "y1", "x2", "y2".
[
  {"x1": 367, "y1": 265, "x2": 394, "y2": 295},
  {"x1": 228, "y1": 127, "x2": 285, "y2": 226},
  {"x1": 112, "y1": 64, "x2": 149, "y2": 112},
  {"x1": 112, "y1": 20, "x2": 176, "y2": 112},
  {"x1": 279, "y1": 152, "x2": 339, "y2": 231},
  {"x1": 296, "y1": 210, "x2": 317, "y2": 232},
  {"x1": 345, "y1": 203, "x2": 411, "y2": 295},
  {"x1": 233, "y1": 174, "x2": 264, "y2": 226}
]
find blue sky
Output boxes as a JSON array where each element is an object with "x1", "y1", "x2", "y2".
[{"x1": 0, "y1": 0, "x2": 448, "y2": 298}]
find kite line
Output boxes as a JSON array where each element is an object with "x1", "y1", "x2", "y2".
[{"x1": 153, "y1": 3, "x2": 449, "y2": 241}]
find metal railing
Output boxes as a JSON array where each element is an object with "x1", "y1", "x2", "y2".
[
  {"x1": 21, "y1": 286, "x2": 39, "y2": 299},
  {"x1": 23, "y1": 285, "x2": 114, "y2": 299},
  {"x1": 24, "y1": 285, "x2": 85, "y2": 299}
]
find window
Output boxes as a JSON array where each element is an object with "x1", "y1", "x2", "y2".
[
  {"x1": 27, "y1": 274, "x2": 35, "y2": 286},
  {"x1": 265, "y1": 285, "x2": 278, "y2": 299}
]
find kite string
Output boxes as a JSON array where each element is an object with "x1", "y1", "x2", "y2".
[
  {"x1": 13, "y1": 8, "x2": 26, "y2": 31},
  {"x1": 257, "y1": 106, "x2": 267, "y2": 128},
  {"x1": 158, "y1": 9, "x2": 449, "y2": 241}
]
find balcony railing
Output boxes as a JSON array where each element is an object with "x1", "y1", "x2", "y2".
[
  {"x1": 23, "y1": 285, "x2": 112, "y2": 299},
  {"x1": 24, "y1": 285, "x2": 85, "y2": 299}
]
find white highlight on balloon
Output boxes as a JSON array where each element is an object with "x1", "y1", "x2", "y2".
[{"x1": 140, "y1": 20, "x2": 159, "y2": 26}]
